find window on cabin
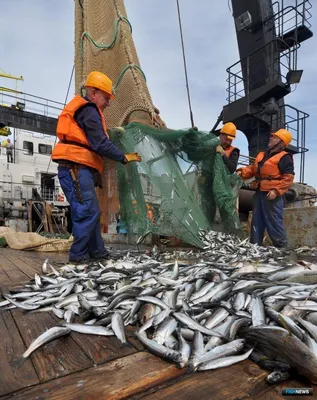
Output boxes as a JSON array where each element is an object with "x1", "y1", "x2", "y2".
[
  {"x1": 38, "y1": 144, "x2": 52, "y2": 155},
  {"x1": 23, "y1": 141, "x2": 33, "y2": 156}
]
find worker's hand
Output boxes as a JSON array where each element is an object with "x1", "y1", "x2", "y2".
[
  {"x1": 267, "y1": 189, "x2": 278, "y2": 200},
  {"x1": 112, "y1": 126, "x2": 125, "y2": 135},
  {"x1": 216, "y1": 145, "x2": 225, "y2": 155},
  {"x1": 236, "y1": 169, "x2": 243, "y2": 176},
  {"x1": 125, "y1": 152, "x2": 142, "y2": 163}
]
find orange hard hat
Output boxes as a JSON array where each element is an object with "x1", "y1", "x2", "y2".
[
  {"x1": 272, "y1": 129, "x2": 292, "y2": 146},
  {"x1": 84, "y1": 71, "x2": 115, "y2": 99},
  {"x1": 220, "y1": 122, "x2": 237, "y2": 140}
]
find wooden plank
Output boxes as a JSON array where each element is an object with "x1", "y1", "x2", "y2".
[
  {"x1": 4, "y1": 252, "x2": 39, "y2": 279},
  {"x1": 69, "y1": 332, "x2": 137, "y2": 365},
  {"x1": 11, "y1": 310, "x2": 93, "y2": 383},
  {"x1": 126, "y1": 325, "x2": 145, "y2": 351},
  {"x1": 0, "y1": 310, "x2": 39, "y2": 396},
  {"x1": 0, "y1": 263, "x2": 11, "y2": 285},
  {"x1": 50, "y1": 313, "x2": 137, "y2": 365},
  {"x1": 139, "y1": 360, "x2": 269, "y2": 400},
  {"x1": 0, "y1": 254, "x2": 29, "y2": 283},
  {"x1": 0, "y1": 352, "x2": 186, "y2": 400},
  {"x1": 15, "y1": 249, "x2": 68, "y2": 265}
]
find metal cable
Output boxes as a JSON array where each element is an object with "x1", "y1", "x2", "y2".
[
  {"x1": 45, "y1": 64, "x2": 75, "y2": 175},
  {"x1": 176, "y1": 0, "x2": 195, "y2": 128}
]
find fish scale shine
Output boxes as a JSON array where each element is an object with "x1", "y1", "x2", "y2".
[{"x1": 3, "y1": 231, "x2": 317, "y2": 383}]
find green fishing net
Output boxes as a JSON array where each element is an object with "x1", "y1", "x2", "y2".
[{"x1": 109, "y1": 122, "x2": 243, "y2": 248}]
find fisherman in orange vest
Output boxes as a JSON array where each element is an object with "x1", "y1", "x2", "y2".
[
  {"x1": 237, "y1": 129, "x2": 294, "y2": 248},
  {"x1": 52, "y1": 71, "x2": 142, "y2": 264},
  {"x1": 215, "y1": 122, "x2": 240, "y2": 173}
]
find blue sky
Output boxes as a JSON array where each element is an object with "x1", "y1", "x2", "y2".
[{"x1": 0, "y1": 0, "x2": 316, "y2": 186}]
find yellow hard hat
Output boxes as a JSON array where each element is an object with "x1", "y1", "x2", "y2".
[
  {"x1": 220, "y1": 122, "x2": 237, "y2": 140},
  {"x1": 272, "y1": 129, "x2": 292, "y2": 146},
  {"x1": 84, "y1": 71, "x2": 115, "y2": 99}
]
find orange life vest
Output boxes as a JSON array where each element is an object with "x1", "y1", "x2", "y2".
[
  {"x1": 224, "y1": 145, "x2": 237, "y2": 158},
  {"x1": 254, "y1": 151, "x2": 292, "y2": 191},
  {"x1": 52, "y1": 95, "x2": 109, "y2": 173}
]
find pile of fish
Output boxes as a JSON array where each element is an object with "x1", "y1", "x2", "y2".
[{"x1": 2, "y1": 230, "x2": 317, "y2": 385}]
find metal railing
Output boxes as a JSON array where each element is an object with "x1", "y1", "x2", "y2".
[
  {"x1": 271, "y1": 104, "x2": 308, "y2": 182},
  {"x1": 226, "y1": 38, "x2": 299, "y2": 103},
  {"x1": 0, "y1": 180, "x2": 65, "y2": 202},
  {"x1": 39, "y1": 187, "x2": 61, "y2": 202},
  {"x1": 0, "y1": 88, "x2": 63, "y2": 118},
  {"x1": 271, "y1": 0, "x2": 312, "y2": 38},
  {"x1": 271, "y1": 105, "x2": 308, "y2": 150}
]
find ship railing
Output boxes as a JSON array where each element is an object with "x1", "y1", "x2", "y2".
[
  {"x1": 272, "y1": 0, "x2": 312, "y2": 38},
  {"x1": 0, "y1": 88, "x2": 63, "y2": 118},
  {"x1": 226, "y1": 38, "x2": 299, "y2": 104}
]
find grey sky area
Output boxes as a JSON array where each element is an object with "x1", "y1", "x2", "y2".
[{"x1": 0, "y1": 1, "x2": 316, "y2": 186}]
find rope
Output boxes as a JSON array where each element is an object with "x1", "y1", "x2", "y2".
[
  {"x1": 113, "y1": 64, "x2": 147, "y2": 92},
  {"x1": 45, "y1": 64, "x2": 75, "y2": 175},
  {"x1": 80, "y1": 16, "x2": 132, "y2": 64},
  {"x1": 78, "y1": 0, "x2": 84, "y2": 17},
  {"x1": 176, "y1": 0, "x2": 195, "y2": 129}
]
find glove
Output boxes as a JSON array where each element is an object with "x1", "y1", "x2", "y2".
[
  {"x1": 216, "y1": 145, "x2": 225, "y2": 155},
  {"x1": 125, "y1": 152, "x2": 142, "y2": 163}
]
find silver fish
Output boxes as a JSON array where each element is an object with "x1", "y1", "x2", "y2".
[
  {"x1": 13, "y1": 326, "x2": 70, "y2": 366},
  {"x1": 197, "y1": 348, "x2": 253, "y2": 371},
  {"x1": 152, "y1": 317, "x2": 178, "y2": 345},
  {"x1": 173, "y1": 312, "x2": 223, "y2": 337},
  {"x1": 135, "y1": 331, "x2": 182, "y2": 364},
  {"x1": 267, "y1": 308, "x2": 304, "y2": 340},
  {"x1": 193, "y1": 339, "x2": 246, "y2": 371},
  {"x1": 252, "y1": 297, "x2": 265, "y2": 327},
  {"x1": 177, "y1": 329, "x2": 191, "y2": 368},
  {"x1": 64, "y1": 323, "x2": 114, "y2": 336},
  {"x1": 111, "y1": 312, "x2": 128, "y2": 346}
]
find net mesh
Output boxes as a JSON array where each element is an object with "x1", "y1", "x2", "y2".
[
  {"x1": 109, "y1": 123, "x2": 243, "y2": 247},
  {"x1": 74, "y1": 0, "x2": 242, "y2": 247}
]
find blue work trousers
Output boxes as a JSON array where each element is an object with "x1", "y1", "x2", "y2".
[
  {"x1": 250, "y1": 191, "x2": 287, "y2": 248},
  {"x1": 58, "y1": 167, "x2": 109, "y2": 262}
]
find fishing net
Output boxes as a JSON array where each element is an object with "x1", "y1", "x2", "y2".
[
  {"x1": 75, "y1": 0, "x2": 243, "y2": 247},
  {"x1": 109, "y1": 123, "x2": 243, "y2": 247}
]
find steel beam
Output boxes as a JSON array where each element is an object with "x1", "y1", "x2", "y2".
[
  {"x1": 0, "y1": 105, "x2": 57, "y2": 136},
  {"x1": 228, "y1": 0, "x2": 285, "y2": 157}
]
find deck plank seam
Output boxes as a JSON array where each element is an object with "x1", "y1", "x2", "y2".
[
  {"x1": 9, "y1": 309, "x2": 41, "y2": 382},
  {"x1": 5, "y1": 253, "x2": 39, "y2": 278},
  {"x1": 0, "y1": 257, "x2": 14, "y2": 283}
]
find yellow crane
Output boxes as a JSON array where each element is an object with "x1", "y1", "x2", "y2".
[{"x1": 0, "y1": 68, "x2": 24, "y2": 94}]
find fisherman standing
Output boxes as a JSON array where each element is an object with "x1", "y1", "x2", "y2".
[
  {"x1": 52, "y1": 71, "x2": 142, "y2": 264},
  {"x1": 5, "y1": 138, "x2": 14, "y2": 163},
  {"x1": 237, "y1": 129, "x2": 294, "y2": 248},
  {"x1": 215, "y1": 122, "x2": 240, "y2": 173}
]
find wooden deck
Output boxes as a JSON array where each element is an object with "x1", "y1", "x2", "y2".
[{"x1": 0, "y1": 248, "x2": 315, "y2": 400}]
